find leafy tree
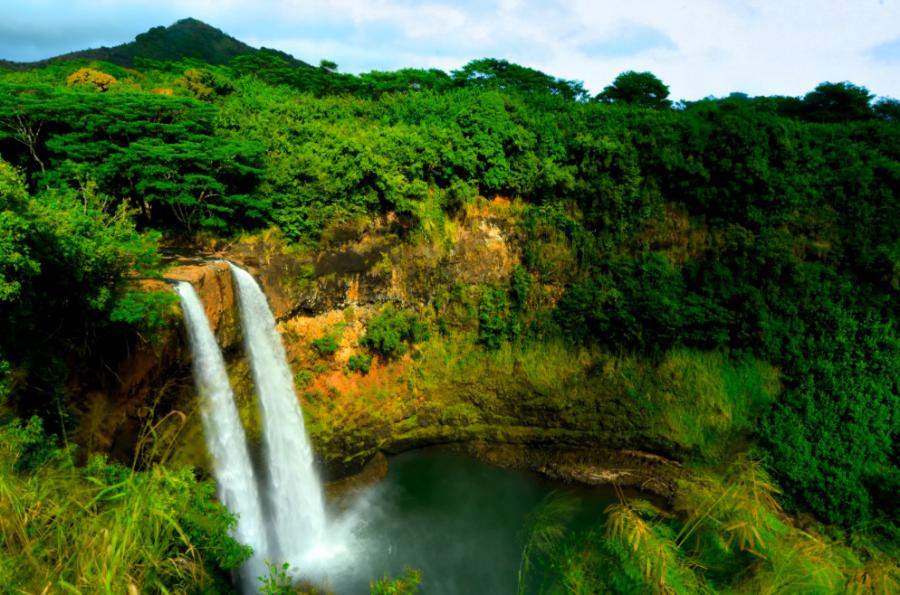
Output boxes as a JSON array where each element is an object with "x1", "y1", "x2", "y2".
[
  {"x1": 801, "y1": 81, "x2": 874, "y2": 122},
  {"x1": 452, "y1": 58, "x2": 588, "y2": 100},
  {"x1": 176, "y1": 67, "x2": 234, "y2": 100},
  {"x1": 358, "y1": 68, "x2": 453, "y2": 96},
  {"x1": 0, "y1": 161, "x2": 39, "y2": 302},
  {"x1": 762, "y1": 284, "x2": 899, "y2": 526},
  {"x1": 0, "y1": 84, "x2": 265, "y2": 231},
  {"x1": 319, "y1": 59, "x2": 338, "y2": 72},
  {"x1": 873, "y1": 97, "x2": 900, "y2": 122},
  {"x1": 65, "y1": 67, "x2": 117, "y2": 91},
  {"x1": 0, "y1": 158, "x2": 163, "y2": 420},
  {"x1": 597, "y1": 71, "x2": 672, "y2": 109}
]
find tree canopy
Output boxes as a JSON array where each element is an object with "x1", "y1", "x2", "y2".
[{"x1": 596, "y1": 70, "x2": 672, "y2": 109}]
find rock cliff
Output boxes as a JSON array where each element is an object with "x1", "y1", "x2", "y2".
[{"x1": 75, "y1": 214, "x2": 683, "y2": 494}]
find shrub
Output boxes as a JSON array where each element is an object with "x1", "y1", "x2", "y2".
[
  {"x1": 311, "y1": 335, "x2": 339, "y2": 357},
  {"x1": 370, "y1": 568, "x2": 422, "y2": 594},
  {"x1": 109, "y1": 289, "x2": 179, "y2": 339},
  {"x1": 361, "y1": 306, "x2": 428, "y2": 359},
  {"x1": 478, "y1": 286, "x2": 510, "y2": 350},
  {"x1": 347, "y1": 354, "x2": 372, "y2": 374},
  {"x1": 0, "y1": 418, "x2": 246, "y2": 592},
  {"x1": 294, "y1": 369, "x2": 315, "y2": 388}
]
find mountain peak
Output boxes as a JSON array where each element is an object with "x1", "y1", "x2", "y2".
[
  {"x1": 174, "y1": 17, "x2": 207, "y2": 26},
  {"x1": 1, "y1": 18, "x2": 310, "y2": 69}
]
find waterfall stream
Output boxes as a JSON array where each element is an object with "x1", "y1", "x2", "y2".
[
  {"x1": 175, "y1": 282, "x2": 268, "y2": 593},
  {"x1": 229, "y1": 264, "x2": 329, "y2": 567}
]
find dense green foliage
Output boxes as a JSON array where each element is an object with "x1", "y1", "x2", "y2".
[
  {"x1": 361, "y1": 306, "x2": 428, "y2": 359},
  {"x1": 0, "y1": 158, "x2": 168, "y2": 422},
  {"x1": 347, "y1": 353, "x2": 373, "y2": 375},
  {"x1": 370, "y1": 568, "x2": 422, "y2": 594},
  {"x1": 311, "y1": 334, "x2": 340, "y2": 357},
  {"x1": 597, "y1": 70, "x2": 672, "y2": 108},
  {"x1": 521, "y1": 458, "x2": 899, "y2": 593},
  {"x1": 0, "y1": 417, "x2": 247, "y2": 592},
  {"x1": 0, "y1": 45, "x2": 897, "y2": 591}
]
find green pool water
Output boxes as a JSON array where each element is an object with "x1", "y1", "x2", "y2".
[{"x1": 313, "y1": 448, "x2": 618, "y2": 594}]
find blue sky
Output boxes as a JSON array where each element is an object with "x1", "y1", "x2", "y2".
[{"x1": 2, "y1": 0, "x2": 898, "y2": 100}]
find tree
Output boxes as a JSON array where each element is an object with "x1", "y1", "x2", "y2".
[
  {"x1": 597, "y1": 71, "x2": 672, "y2": 109},
  {"x1": 65, "y1": 68, "x2": 118, "y2": 92},
  {"x1": 0, "y1": 84, "x2": 265, "y2": 231},
  {"x1": 452, "y1": 58, "x2": 588, "y2": 100},
  {"x1": 873, "y1": 97, "x2": 900, "y2": 123},
  {"x1": 801, "y1": 81, "x2": 873, "y2": 122},
  {"x1": 0, "y1": 157, "x2": 163, "y2": 418},
  {"x1": 0, "y1": 160, "x2": 40, "y2": 302}
]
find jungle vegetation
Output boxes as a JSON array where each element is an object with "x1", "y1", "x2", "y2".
[{"x1": 0, "y1": 33, "x2": 897, "y2": 593}]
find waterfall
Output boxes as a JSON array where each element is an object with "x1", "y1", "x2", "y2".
[
  {"x1": 175, "y1": 282, "x2": 268, "y2": 593},
  {"x1": 229, "y1": 264, "x2": 328, "y2": 566}
]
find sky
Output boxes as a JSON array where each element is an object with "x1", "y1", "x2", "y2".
[{"x1": 2, "y1": 0, "x2": 898, "y2": 100}]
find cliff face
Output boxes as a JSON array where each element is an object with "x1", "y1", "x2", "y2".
[
  {"x1": 225, "y1": 215, "x2": 518, "y2": 321},
  {"x1": 75, "y1": 213, "x2": 682, "y2": 492},
  {"x1": 68, "y1": 262, "x2": 242, "y2": 464}
]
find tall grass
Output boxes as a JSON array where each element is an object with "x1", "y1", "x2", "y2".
[{"x1": 0, "y1": 417, "x2": 247, "y2": 594}]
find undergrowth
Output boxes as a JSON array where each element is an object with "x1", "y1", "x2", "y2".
[{"x1": 0, "y1": 417, "x2": 247, "y2": 593}]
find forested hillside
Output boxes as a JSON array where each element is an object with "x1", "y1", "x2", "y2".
[
  {"x1": 0, "y1": 18, "x2": 310, "y2": 70},
  {"x1": 0, "y1": 45, "x2": 897, "y2": 592}
]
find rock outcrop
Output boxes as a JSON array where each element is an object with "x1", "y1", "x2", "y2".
[
  {"x1": 165, "y1": 261, "x2": 241, "y2": 348},
  {"x1": 69, "y1": 261, "x2": 243, "y2": 465}
]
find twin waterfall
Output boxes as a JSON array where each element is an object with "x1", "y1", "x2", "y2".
[{"x1": 176, "y1": 264, "x2": 328, "y2": 592}]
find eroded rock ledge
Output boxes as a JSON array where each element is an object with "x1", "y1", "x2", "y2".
[{"x1": 463, "y1": 443, "x2": 682, "y2": 500}]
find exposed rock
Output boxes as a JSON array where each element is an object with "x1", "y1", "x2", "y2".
[
  {"x1": 165, "y1": 261, "x2": 241, "y2": 348},
  {"x1": 69, "y1": 261, "x2": 244, "y2": 465},
  {"x1": 464, "y1": 443, "x2": 682, "y2": 500},
  {"x1": 220, "y1": 212, "x2": 521, "y2": 322},
  {"x1": 448, "y1": 220, "x2": 517, "y2": 284}
]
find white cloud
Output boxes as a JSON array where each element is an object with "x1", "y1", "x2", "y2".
[{"x1": 3, "y1": 0, "x2": 899, "y2": 99}]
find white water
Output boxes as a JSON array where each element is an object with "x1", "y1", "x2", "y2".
[
  {"x1": 229, "y1": 264, "x2": 330, "y2": 567},
  {"x1": 175, "y1": 282, "x2": 268, "y2": 593}
]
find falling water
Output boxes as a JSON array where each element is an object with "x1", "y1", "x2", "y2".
[
  {"x1": 229, "y1": 264, "x2": 328, "y2": 566},
  {"x1": 175, "y1": 282, "x2": 268, "y2": 593}
]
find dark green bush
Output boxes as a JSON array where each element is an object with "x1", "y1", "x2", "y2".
[
  {"x1": 311, "y1": 335, "x2": 339, "y2": 357},
  {"x1": 347, "y1": 354, "x2": 372, "y2": 374},
  {"x1": 361, "y1": 306, "x2": 428, "y2": 359}
]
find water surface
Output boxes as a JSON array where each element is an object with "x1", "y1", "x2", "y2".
[{"x1": 316, "y1": 448, "x2": 617, "y2": 594}]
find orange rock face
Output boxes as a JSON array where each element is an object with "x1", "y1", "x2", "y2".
[{"x1": 166, "y1": 261, "x2": 241, "y2": 349}]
